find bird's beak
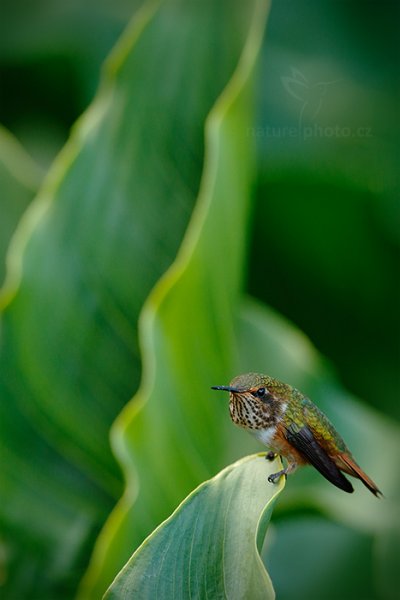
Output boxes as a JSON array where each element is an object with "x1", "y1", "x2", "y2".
[{"x1": 211, "y1": 385, "x2": 240, "y2": 393}]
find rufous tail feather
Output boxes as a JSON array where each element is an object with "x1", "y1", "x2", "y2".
[{"x1": 339, "y1": 453, "x2": 382, "y2": 497}]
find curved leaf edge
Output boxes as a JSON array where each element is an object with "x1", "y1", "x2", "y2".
[
  {"x1": 0, "y1": 124, "x2": 43, "y2": 191},
  {"x1": 0, "y1": 0, "x2": 161, "y2": 311},
  {"x1": 111, "y1": 0, "x2": 270, "y2": 497},
  {"x1": 79, "y1": 0, "x2": 271, "y2": 593},
  {"x1": 103, "y1": 452, "x2": 284, "y2": 598}
]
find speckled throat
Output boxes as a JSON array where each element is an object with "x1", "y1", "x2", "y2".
[{"x1": 229, "y1": 391, "x2": 282, "y2": 430}]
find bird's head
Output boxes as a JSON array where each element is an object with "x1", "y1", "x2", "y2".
[{"x1": 211, "y1": 372, "x2": 286, "y2": 429}]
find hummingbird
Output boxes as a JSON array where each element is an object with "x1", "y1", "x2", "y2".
[{"x1": 212, "y1": 372, "x2": 381, "y2": 496}]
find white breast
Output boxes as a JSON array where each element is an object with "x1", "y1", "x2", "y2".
[{"x1": 253, "y1": 426, "x2": 276, "y2": 447}]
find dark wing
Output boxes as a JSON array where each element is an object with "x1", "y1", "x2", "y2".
[{"x1": 285, "y1": 424, "x2": 353, "y2": 493}]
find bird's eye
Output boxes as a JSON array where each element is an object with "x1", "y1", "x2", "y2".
[{"x1": 251, "y1": 387, "x2": 270, "y2": 400}]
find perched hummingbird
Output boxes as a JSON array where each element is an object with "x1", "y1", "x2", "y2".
[{"x1": 212, "y1": 372, "x2": 381, "y2": 496}]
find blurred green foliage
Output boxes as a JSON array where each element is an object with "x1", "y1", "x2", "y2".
[
  {"x1": 0, "y1": 0, "x2": 399, "y2": 599},
  {"x1": 264, "y1": 516, "x2": 376, "y2": 600},
  {"x1": 251, "y1": 0, "x2": 400, "y2": 419},
  {"x1": 1, "y1": 0, "x2": 398, "y2": 418},
  {"x1": 0, "y1": 126, "x2": 43, "y2": 284}
]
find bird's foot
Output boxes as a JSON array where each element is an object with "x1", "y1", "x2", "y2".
[
  {"x1": 267, "y1": 469, "x2": 287, "y2": 484},
  {"x1": 267, "y1": 462, "x2": 297, "y2": 484},
  {"x1": 265, "y1": 451, "x2": 277, "y2": 461}
]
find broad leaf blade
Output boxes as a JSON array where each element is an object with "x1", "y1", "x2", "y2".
[
  {"x1": 105, "y1": 454, "x2": 284, "y2": 599},
  {"x1": 81, "y1": 0, "x2": 271, "y2": 596}
]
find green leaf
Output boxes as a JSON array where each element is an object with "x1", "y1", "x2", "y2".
[
  {"x1": 0, "y1": 125, "x2": 42, "y2": 284},
  {"x1": 105, "y1": 454, "x2": 284, "y2": 600},
  {"x1": 1, "y1": 0, "x2": 269, "y2": 597},
  {"x1": 80, "y1": 0, "x2": 271, "y2": 596}
]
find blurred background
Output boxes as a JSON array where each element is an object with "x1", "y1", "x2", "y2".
[
  {"x1": 1, "y1": 0, "x2": 398, "y2": 418},
  {"x1": 0, "y1": 1, "x2": 399, "y2": 599}
]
